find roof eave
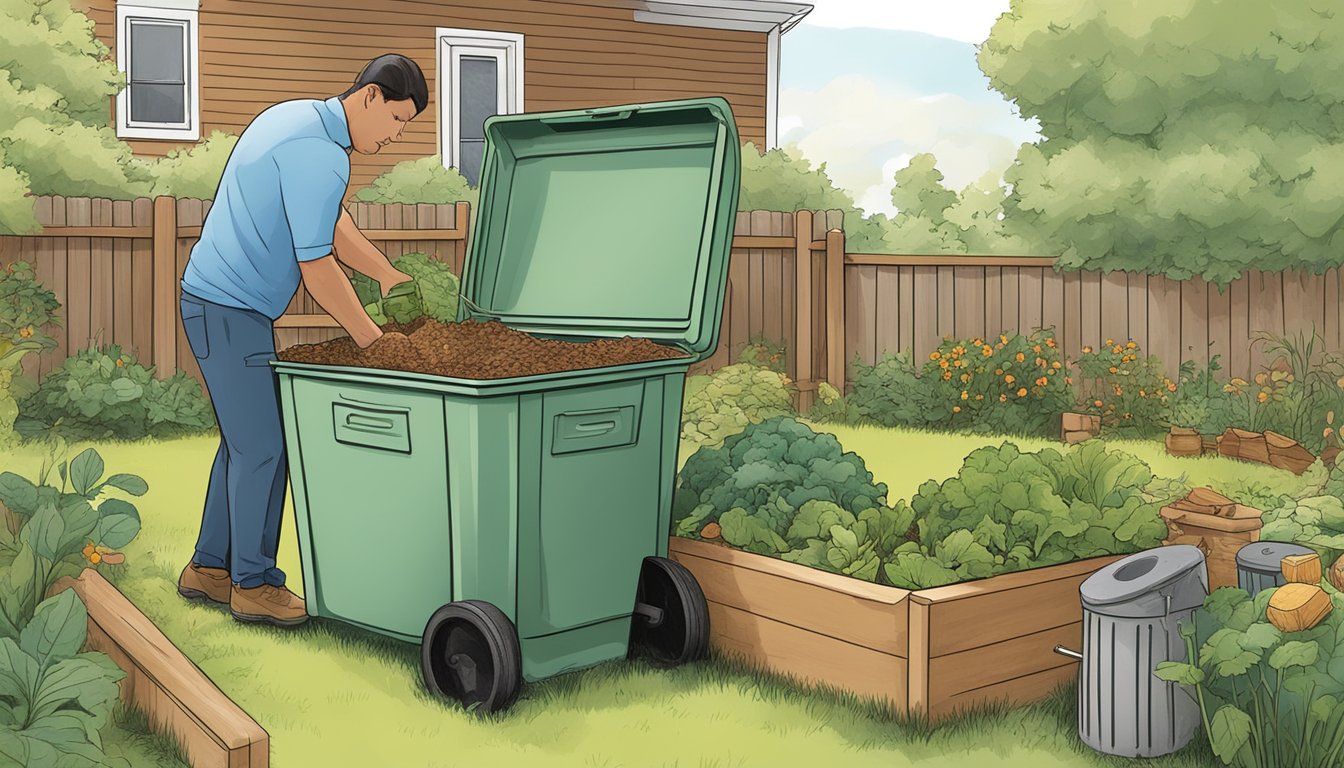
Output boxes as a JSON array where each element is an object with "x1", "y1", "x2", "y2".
[{"x1": 633, "y1": 1, "x2": 813, "y2": 34}]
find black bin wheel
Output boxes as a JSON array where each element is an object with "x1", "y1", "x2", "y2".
[
  {"x1": 629, "y1": 556, "x2": 709, "y2": 666},
  {"x1": 421, "y1": 600, "x2": 522, "y2": 714}
]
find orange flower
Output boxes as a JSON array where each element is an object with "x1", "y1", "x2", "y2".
[
  {"x1": 115, "y1": 359, "x2": 124, "y2": 368},
  {"x1": 943, "y1": 371, "x2": 953, "y2": 381},
  {"x1": 940, "y1": 360, "x2": 950, "y2": 370},
  {"x1": 1109, "y1": 367, "x2": 1118, "y2": 374},
  {"x1": 1017, "y1": 387, "x2": 1028, "y2": 398},
  {"x1": 1106, "y1": 339, "x2": 1115, "y2": 347},
  {"x1": 961, "y1": 391, "x2": 970, "y2": 400},
  {"x1": 953, "y1": 406, "x2": 962, "y2": 414},
  {"x1": 1000, "y1": 335, "x2": 1009, "y2": 345},
  {"x1": 995, "y1": 368, "x2": 1004, "y2": 375},
  {"x1": 90, "y1": 552, "x2": 102, "y2": 564},
  {"x1": 975, "y1": 394, "x2": 984, "y2": 401},
  {"x1": 1046, "y1": 338, "x2": 1056, "y2": 348},
  {"x1": 1114, "y1": 386, "x2": 1124, "y2": 396},
  {"x1": 1257, "y1": 391, "x2": 1269, "y2": 403},
  {"x1": 1036, "y1": 377, "x2": 1048, "y2": 387},
  {"x1": 1016, "y1": 352, "x2": 1026, "y2": 362},
  {"x1": 1066, "y1": 377, "x2": 1073, "y2": 385},
  {"x1": 1326, "y1": 427, "x2": 1335, "y2": 439},
  {"x1": 982, "y1": 346, "x2": 994, "y2": 357},
  {"x1": 1167, "y1": 382, "x2": 1177, "y2": 392},
  {"x1": 930, "y1": 351, "x2": 941, "y2": 361},
  {"x1": 1126, "y1": 341, "x2": 1137, "y2": 349},
  {"x1": 954, "y1": 359, "x2": 965, "y2": 368},
  {"x1": 82, "y1": 542, "x2": 95, "y2": 560},
  {"x1": 1113, "y1": 345, "x2": 1124, "y2": 354},
  {"x1": 1082, "y1": 345, "x2": 1093, "y2": 354},
  {"x1": 1004, "y1": 374, "x2": 1016, "y2": 384},
  {"x1": 999, "y1": 394, "x2": 1008, "y2": 402},
  {"x1": 18, "y1": 326, "x2": 33, "y2": 339},
  {"x1": 1093, "y1": 399, "x2": 1104, "y2": 408},
  {"x1": 1052, "y1": 361, "x2": 1062, "y2": 370}
]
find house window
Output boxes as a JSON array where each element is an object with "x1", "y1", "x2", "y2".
[
  {"x1": 116, "y1": 1, "x2": 201, "y2": 140},
  {"x1": 436, "y1": 28, "x2": 524, "y2": 186}
]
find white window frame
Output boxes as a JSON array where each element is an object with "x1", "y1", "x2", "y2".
[
  {"x1": 116, "y1": 1, "x2": 201, "y2": 141},
  {"x1": 435, "y1": 27, "x2": 524, "y2": 177}
]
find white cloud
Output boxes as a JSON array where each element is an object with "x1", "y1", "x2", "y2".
[
  {"x1": 779, "y1": 74, "x2": 1038, "y2": 217},
  {"x1": 799, "y1": 0, "x2": 1013, "y2": 45}
]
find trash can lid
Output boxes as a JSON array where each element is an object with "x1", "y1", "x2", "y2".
[
  {"x1": 1081, "y1": 545, "x2": 1207, "y2": 608},
  {"x1": 459, "y1": 97, "x2": 741, "y2": 362},
  {"x1": 1236, "y1": 541, "x2": 1317, "y2": 575}
]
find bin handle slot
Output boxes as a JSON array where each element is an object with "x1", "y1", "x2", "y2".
[
  {"x1": 346, "y1": 413, "x2": 397, "y2": 432},
  {"x1": 573, "y1": 419, "x2": 618, "y2": 434},
  {"x1": 540, "y1": 108, "x2": 637, "y2": 125}
]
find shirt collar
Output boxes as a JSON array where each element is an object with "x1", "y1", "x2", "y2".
[{"x1": 319, "y1": 96, "x2": 353, "y2": 151}]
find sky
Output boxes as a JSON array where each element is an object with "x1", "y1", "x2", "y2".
[{"x1": 778, "y1": 0, "x2": 1038, "y2": 218}]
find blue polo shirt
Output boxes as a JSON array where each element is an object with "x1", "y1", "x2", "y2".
[{"x1": 181, "y1": 97, "x2": 352, "y2": 320}]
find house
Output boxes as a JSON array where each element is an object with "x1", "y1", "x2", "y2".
[{"x1": 73, "y1": 0, "x2": 813, "y2": 192}]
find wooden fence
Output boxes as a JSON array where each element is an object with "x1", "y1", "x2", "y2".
[{"x1": 2, "y1": 197, "x2": 1341, "y2": 410}]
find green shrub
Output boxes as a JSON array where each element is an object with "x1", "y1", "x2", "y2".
[
  {"x1": 1155, "y1": 587, "x2": 1344, "y2": 768},
  {"x1": 351, "y1": 155, "x2": 478, "y2": 209},
  {"x1": 18, "y1": 345, "x2": 214, "y2": 441},
  {"x1": 805, "y1": 381, "x2": 851, "y2": 424},
  {"x1": 736, "y1": 334, "x2": 786, "y2": 374},
  {"x1": 1073, "y1": 338, "x2": 1176, "y2": 438},
  {"x1": 0, "y1": 444, "x2": 145, "y2": 766},
  {"x1": 0, "y1": 261, "x2": 61, "y2": 447},
  {"x1": 890, "y1": 441, "x2": 1167, "y2": 588},
  {"x1": 143, "y1": 131, "x2": 238, "y2": 199},
  {"x1": 846, "y1": 351, "x2": 930, "y2": 428},
  {"x1": 739, "y1": 142, "x2": 888, "y2": 252},
  {"x1": 350, "y1": 251, "x2": 459, "y2": 325},
  {"x1": 679, "y1": 363, "x2": 794, "y2": 448}
]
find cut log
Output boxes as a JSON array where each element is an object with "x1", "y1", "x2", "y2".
[
  {"x1": 1323, "y1": 446, "x2": 1341, "y2": 467},
  {"x1": 1267, "y1": 584, "x2": 1333, "y2": 632},
  {"x1": 1219, "y1": 428, "x2": 1242, "y2": 458},
  {"x1": 1189, "y1": 487, "x2": 1235, "y2": 508},
  {"x1": 700, "y1": 522, "x2": 721, "y2": 540},
  {"x1": 1281, "y1": 553, "x2": 1323, "y2": 585},
  {"x1": 1166, "y1": 428, "x2": 1204, "y2": 457},
  {"x1": 1331, "y1": 556, "x2": 1344, "y2": 592},
  {"x1": 1062, "y1": 412, "x2": 1089, "y2": 432},
  {"x1": 1167, "y1": 487, "x2": 1236, "y2": 517},
  {"x1": 1064, "y1": 430, "x2": 1094, "y2": 445},
  {"x1": 1264, "y1": 431, "x2": 1319, "y2": 475}
]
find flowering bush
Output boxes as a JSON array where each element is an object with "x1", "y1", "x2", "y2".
[
  {"x1": 0, "y1": 261, "x2": 62, "y2": 447},
  {"x1": 923, "y1": 330, "x2": 1073, "y2": 436},
  {"x1": 1073, "y1": 339, "x2": 1177, "y2": 437},
  {"x1": 736, "y1": 334, "x2": 787, "y2": 374}
]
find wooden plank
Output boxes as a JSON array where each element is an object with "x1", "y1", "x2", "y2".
[
  {"x1": 930, "y1": 662, "x2": 1075, "y2": 723},
  {"x1": 907, "y1": 598, "x2": 930, "y2": 716},
  {"x1": 1126, "y1": 272, "x2": 1149, "y2": 354},
  {"x1": 706, "y1": 601, "x2": 907, "y2": 712},
  {"x1": 953, "y1": 266, "x2": 985, "y2": 342},
  {"x1": 415, "y1": 202, "x2": 437, "y2": 258},
  {"x1": 875, "y1": 266, "x2": 899, "y2": 361},
  {"x1": 1148, "y1": 275, "x2": 1181, "y2": 378},
  {"x1": 846, "y1": 254, "x2": 1056, "y2": 267},
  {"x1": 66, "y1": 198, "x2": 92, "y2": 354},
  {"x1": 1227, "y1": 273, "x2": 1251, "y2": 381},
  {"x1": 669, "y1": 545, "x2": 908, "y2": 656},
  {"x1": 825, "y1": 229, "x2": 845, "y2": 391},
  {"x1": 749, "y1": 211, "x2": 768, "y2": 347},
  {"x1": 176, "y1": 200, "x2": 204, "y2": 384},
  {"x1": 1018, "y1": 267, "x2": 1044, "y2": 335},
  {"x1": 1000, "y1": 267, "x2": 1019, "y2": 336},
  {"x1": 928, "y1": 623, "x2": 1083, "y2": 704},
  {"x1": 1207, "y1": 280, "x2": 1232, "y2": 377},
  {"x1": 1180, "y1": 278, "x2": 1209, "y2": 371},
  {"x1": 762, "y1": 223, "x2": 784, "y2": 352},
  {"x1": 935, "y1": 267, "x2": 955, "y2": 341},
  {"x1": 914, "y1": 556, "x2": 1123, "y2": 656},
  {"x1": 1247, "y1": 270, "x2": 1284, "y2": 374},
  {"x1": 984, "y1": 267, "x2": 1002, "y2": 339},
  {"x1": 1037, "y1": 270, "x2": 1059, "y2": 342},
  {"x1": 845, "y1": 265, "x2": 877, "y2": 374},
  {"x1": 112, "y1": 201, "x2": 134, "y2": 353},
  {"x1": 734, "y1": 235, "x2": 795, "y2": 249},
  {"x1": 132, "y1": 200, "x2": 154, "y2": 364},
  {"x1": 1325, "y1": 268, "x2": 1341, "y2": 357},
  {"x1": 728, "y1": 248, "x2": 749, "y2": 363},
  {"x1": 780, "y1": 214, "x2": 797, "y2": 384},
  {"x1": 1081, "y1": 271, "x2": 1102, "y2": 351},
  {"x1": 897, "y1": 266, "x2": 914, "y2": 355},
  {"x1": 53, "y1": 569, "x2": 268, "y2": 768},
  {"x1": 1100, "y1": 272, "x2": 1128, "y2": 350},
  {"x1": 48, "y1": 198, "x2": 69, "y2": 369},
  {"x1": 912, "y1": 267, "x2": 938, "y2": 363},
  {"x1": 32, "y1": 197, "x2": 56, "y2": 379},
  {"x1": 152, "y1": 197, "x2": 178, "y2": 377},
  {"x1": 89, "y1": 199, "x2": 114, "y2": 349},
  {"x1": 26, "y1": 226, "x2": 153, "y2": 238},
  {"x1": 1060, "y1": 270, "x2": 1080, "y2": 357},
  {"x1": 1285, "y1": 271, "x2": 1326, "y2": 346}
]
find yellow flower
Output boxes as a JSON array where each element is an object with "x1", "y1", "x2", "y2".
[
  {"x1": 1255, "y1": 372, "x2": 1268, "y2": 386},
  {"x1": 1139, "y1": 389, "x2": 1146, "y2": 397},
  {"x1": 1052, "y1": 361, "x2": 1062, "y2": 370},
  {"x1": 90, "y1": 552, "x2": 102, "y2": 565},
  {"x1": 18, "y1": 326, "x2": 33, "y2": 339},
  {"x1": 1329, "y1": 411, "x2": 1336, "y2": 425},
  {"x1": 1082, "y1": 346, "x2": 1093, "y2": 354},
  {"x1": 115, "y1": 358, "x2": 124, "y2": 368},
  {"x1": 961, "y1": 391, "x2": 970, "y2": 400},
  {"x1": 1017, "y1": 387, "x2": 1028, "y2": 398},
  {"x1": 975, "y1": 394, "x2": 984, "y2": 401},
  {"x1": 1127, "y1": 341, "x2": 1137, "y2": 349},
  {"x1": 1106, "y1": 339, "x2": 1115, "y2": 347},
  {"x1": 1000, "y1": 335, "x2": 1009, "y2": 345},
  {"x1": 960, "y1": 373, "x2": 971, "y2": 383},
  {"x1": 1257, "y1": 391, "x2": 1269, "y2": 403},
  {"x1": 930, "y1": 351, "x2": 941, "y2": 361}
]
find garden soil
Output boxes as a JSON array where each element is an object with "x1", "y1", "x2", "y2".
[{"x1": 277, "y1": 318, "x2": 688, "y2": 379}]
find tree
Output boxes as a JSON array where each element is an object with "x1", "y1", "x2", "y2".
[
  {"x1": 879, "y1": 154, "x2": 1032, "y2": 255},
  {"x1": 738, "y1": 142, "x2": 889, "y2": 251},
  {"x1": 980, "y1": 0, "x2": 1344, "y2": 284},
  {"x1": 0, "y1": 0, "x2": 153, "y2": 233}
]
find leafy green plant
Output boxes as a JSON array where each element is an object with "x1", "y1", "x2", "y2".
[
  {"x1": 1210, "y1": 331, "x2": 1344, "y2": 453},
  {"x1": 805, "y1": 381, "x2": 851, "y2": 424},
  {"x1": 351, "y1": 155, "x2": 478, "y2": 209},
  {"x1": 0, "y1": 261, "x2": 61, "y2": 447},
  {"x1": 141, "y1": 131, "x2": 238, "y2": 199},
  {"x1": 1260, "y1": 494, "x2": 1344, "y2": 565},
  {"x1": 0, "y1": 443, "x2": 145, "y2": 636},
  {"x1": 889, "y1": 441, "x2": 1167, "y2": 588},
  {"x1": 1155, "y1": 587, "x2": 1344, "y2": 768},
  {"x1": 0, "y1": 589, "x2": 128, "y2": 767},
  {"x1": 736, "y1": 335, "x2": 787, "y2": 374},
  {"x1": 1073, "y1": 338, "x2": 1176, "y2": 438},
  {"x1": 679, "y1": 363, "x2": 794, "y2": 449},
  {"x1": 672, "y1": 416, "x2": 892, "y2": 545},
  {"x1": 351, "y1": 252, "x2": 460, "y2": 326},
  {"x1": 17, "y1": 344, "x2": 214, "y2": 441}
]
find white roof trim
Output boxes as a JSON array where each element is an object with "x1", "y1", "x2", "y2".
[
  {"x1": 635, "y1": 1, "x2": 812, "y2": 34},
  {"x1": 116, "y1": 0, "x2": 199, "y2": 11}
]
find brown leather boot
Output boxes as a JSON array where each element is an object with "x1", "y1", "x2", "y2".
[
  {"x1": 230, "y1": 583, "x2": 308, "y2": 627},
  {"x1": 178, "y1": 563, "x2": 231, "y2": 605}
]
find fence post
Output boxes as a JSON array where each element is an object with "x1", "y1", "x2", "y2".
[
  {"x1": 454, "y1": 200, "x2": 471, "y2": 274},
  {"x1": 825, "y1": 226, "x2": 846, "y2": 394},
  {"x1": 152, "y1": 196, "x2": 178, "y2": 379},
  {"x1": 793, "y1": 209, "x2": 814, "y2": 411}
]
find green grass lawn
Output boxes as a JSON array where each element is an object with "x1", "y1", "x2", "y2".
[{"x1": 0, "y1": 426, "x2": 1239, "y2": 767}]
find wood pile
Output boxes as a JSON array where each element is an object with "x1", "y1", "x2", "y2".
[
  {"x1": 1161, "y1": 488, "x2": 1264, "y2": 589},
  {"x1": 1219, "y1": 428, "x2": 1318, "y2": 475},
  {"x1": 1061, "y1": 412, "x2": 1102, "y2": 445}
]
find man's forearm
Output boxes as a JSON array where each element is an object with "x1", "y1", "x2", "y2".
[
  {"x1": 299, "y1": 254, "x2": 382, "y2": 348},
  {"x1": 332, "y1": 208, "x2": 402, "y2": 282}
]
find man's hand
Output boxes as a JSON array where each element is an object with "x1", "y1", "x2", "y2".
[
  {"x1": 366, "y1": 330, "x2": 409, "y2": 350},
  {"x1": 299, "y1": 254, "x2": 383, "y2": 349},
  {"x1": 379, "y1": 270, "x2": 413, "y2": 298}
]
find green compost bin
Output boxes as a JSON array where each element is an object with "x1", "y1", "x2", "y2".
[{"x1": 272, "y1": 97, "x2": 740, "y2": 713}]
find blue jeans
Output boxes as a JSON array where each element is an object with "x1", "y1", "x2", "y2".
[{"x1": 180, "y1": 291, "x2": 288, "y2": 589}]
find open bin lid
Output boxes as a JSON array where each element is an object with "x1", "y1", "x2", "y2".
[{"x1": 458, "y1": 97, "x2": 741, "y2": 362}]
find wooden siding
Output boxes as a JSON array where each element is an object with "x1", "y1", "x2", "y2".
[{"x1": 74, "y1": 0, "x2": 768, "y2": 192}]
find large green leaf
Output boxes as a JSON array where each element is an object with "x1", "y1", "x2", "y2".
[
  {"x1": 883, "y1": 552, "x2": 959, "y2": 590},
  {"x1": 28, "y1": 655, "x2": 122, "y2": 729},
  {"x1": 785, "y1": 501, "x2": 854, "y2": 546},
  {"x1": 19, "y1": 591, "x2": 86, "y2": 671},
  {"x1": 1209, "y1": 705, "x2": 1253, "y2": 764},
  {"x1": 1200, "y1": 629, "x2": 1260, "y2": 677},
  {"x1": 1153, "y1": 661, "x2": 1205, "y2": 686},
  {"x1": 98, "y1": 474, "x2": 147, "y2": 497},
  {"x1": 0, "y1": 638, "x2": 38, "y2": 722},
  {"x1": 93, "y1": 499, "x2": 140, "y2": 550},
  {"x1": 0, "y1": 474, "x2": 37, "y2": 519},
  {"x1": 67, "y1": 450, "x2": 103, "y2": 499},
  {"x1": 0, "y1": 728, "x2": 28, "y2": 767},
  {"x1": 1269, "y1": 640, "x2": 1320, "y2": 671},
  {"x1": 20, "y1": 504, "x2": 64, "y2": 562},
  {"x1": 19, "y1": 711, "x2": 106, "y2": 763}
]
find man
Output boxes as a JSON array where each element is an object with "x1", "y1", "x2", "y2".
[{"x1": 175, "y1": 54, "x2": 426, "y2": 626}]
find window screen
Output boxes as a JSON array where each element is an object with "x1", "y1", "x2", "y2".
[
  {"x1": 458, "y1": 56, "x2": 498, "y2": 185},
  {"x1": 128, "y1": 20, "x2": 187, "y2": 125}
]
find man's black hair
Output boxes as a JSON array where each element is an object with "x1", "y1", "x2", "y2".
[{"x1": 340, "y1": 54, "x2": 429, "y2": 115}]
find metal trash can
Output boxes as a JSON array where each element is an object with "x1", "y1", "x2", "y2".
[
  {"x1": 1075, "y1": 545, "x2": 1208, "y2": 758},
  {"x1": 1237, "y1": 541, "x2": 1316, "y2": 597}
]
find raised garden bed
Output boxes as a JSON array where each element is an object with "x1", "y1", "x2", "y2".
[
  {"x1": 52, "y1": 569, "x2": 269, "y2": 768},
  {"x1": 669, "y1": 536, "x2": 1122, "y2": 723}
]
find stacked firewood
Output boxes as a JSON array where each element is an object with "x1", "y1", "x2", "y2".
[{"x1": 1163, "y1": 426, "x2": 1332, "y2": 475}]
